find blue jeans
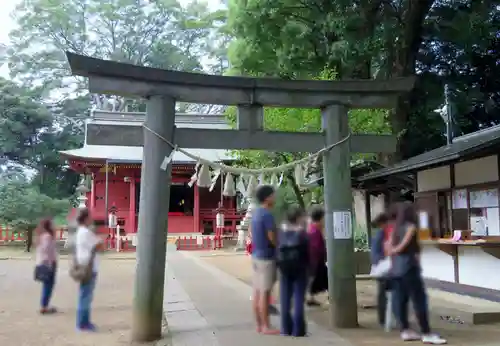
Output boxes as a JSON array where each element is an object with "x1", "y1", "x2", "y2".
[
  {"x1": 279, "y1": 272, "x2": 307, "y2": 336},
  {"x1": 77, "y1": 274, "x2": 97, "y2": 328},
  {"x1": 40, "y1": 264, "x2": 56, "y2": 308}
]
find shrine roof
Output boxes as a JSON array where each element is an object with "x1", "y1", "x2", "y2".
[
  {"x1": 60, "y1": 145, "x2": 233, "y2": 163},
  {"x1": 60, "y1": 111, "x2": 235, "y2": 163}
]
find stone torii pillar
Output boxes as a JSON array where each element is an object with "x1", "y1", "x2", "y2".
[{"x1": 65, "y1": 51, "x2": 415, "y2": 341}]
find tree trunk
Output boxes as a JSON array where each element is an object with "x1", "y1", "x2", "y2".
[
  {"x1": 388, "y1": 0, "x2": 436, "y2": 163},
  {"x1": 286, "y1": 173, "x2": 306, "y2": 209}
]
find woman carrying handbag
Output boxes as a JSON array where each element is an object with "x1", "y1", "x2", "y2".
[{"x1": 34, "y1": 218, "x2": 58, "y2": 314}]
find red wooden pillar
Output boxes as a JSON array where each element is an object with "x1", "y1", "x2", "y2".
[
  {"x1": 129, "y1": 178, "x2": 137, "y2": 233},
  {"x1": 90, "y1": 177, "x2": 96, "y2": 213},
  {"x1": 194, "y1": 183, "x2": 200, "y2": 233}
]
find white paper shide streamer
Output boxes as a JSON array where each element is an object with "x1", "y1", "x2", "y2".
[
  {"x1": 160, "y1": 149, "x2": 177, "y2": 171},
  {"x1": 209, "y1": 169, "x2": 221, "y2": 192},
  {"x1": 246, "y1": 175, "x2": 258, "y2": 197},
  {"x1": 294, "y1": 164, "x2": 305, "y2": 186},
  {"x1": 187, "y1": 163, "x2": 200, "y2": 187},
  {"x1": 197, "y1": 164, "x2": 212, "y2": 188},
  {"x1": 236, "y1": 176, "x2": 247, "y2": 196},
  {"x1": 150, "y1": 123, "x2": 351, "y2": 192},
  {"x1": 223, "y1": 173, "x2": 236, "y2": 197}
]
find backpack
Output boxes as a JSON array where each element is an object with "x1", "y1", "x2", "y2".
[{"x1": 277, "y1": 229, "x2": 308, "y2": 277}]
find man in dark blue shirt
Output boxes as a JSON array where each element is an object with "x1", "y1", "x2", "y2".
[{"x1": 251, "y1": 184, "x2": 279, "y2": 334}]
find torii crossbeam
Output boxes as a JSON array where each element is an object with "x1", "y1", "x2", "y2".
[{"x1": 65, "y1": 52, "x2": 415, "y2": 342}]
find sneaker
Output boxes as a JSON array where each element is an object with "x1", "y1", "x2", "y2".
[
  {"x1": 306, "y1": 299, "x2": 321, "y2": 307},
  {"x1": 422, "y1": 334, "x2": 447, "y2": 344},
  {"x1": 401, "y1": 330, "x2": 421, "y2": 341}
]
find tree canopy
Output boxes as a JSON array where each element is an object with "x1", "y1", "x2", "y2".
[{"x1": 226, "y1": 0, "x2": 500, "y2": 159}]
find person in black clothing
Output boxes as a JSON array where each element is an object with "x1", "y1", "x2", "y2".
[
  {"x1": 389, "y1": 203, "x2": 446, "y2": 345},
  {"x1": 277, "y1": 207, "x2": 309, "y2": 337}
]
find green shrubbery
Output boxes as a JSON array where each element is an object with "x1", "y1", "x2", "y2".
[{"x1": 0, "y1": 177, "x2": 69, "y2": 233}]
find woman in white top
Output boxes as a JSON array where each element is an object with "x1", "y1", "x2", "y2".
[{"x1": 75, "y1": 208, "x2": 102, "y2": 332}]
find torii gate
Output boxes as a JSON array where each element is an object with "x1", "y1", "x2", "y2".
[{"x1": 66, "y1": 52, "x2": 415, "y2": 342}]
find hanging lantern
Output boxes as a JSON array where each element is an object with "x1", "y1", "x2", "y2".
[
  {"x1": 223, "y1": 173, "x2": 236, "y2": 196},
  {"x1": 197, "y1": 164, "x2": 212, "y2": 188},
  {"x1": 246, "y1": 175, "x2": 258, "y2": 196}
]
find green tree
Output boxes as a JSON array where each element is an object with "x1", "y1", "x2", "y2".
[
  {"x1": 0, "y1": 78, "x2": 53, "y2": 167},
  {"x1": 228, "y1": 71, "x2": 390, "y2": 207},
  {"x1": 0, "y1": 175, "x2": 69, "y2": 251},
  {"x1": 225, "y1": 0, "x2": 500, "y2": 161},
  {"x1": 4, "y1": 0, "x2": 222, "y2": 196},
  {"x1": 5, "y1": 0, "x2": 218, "y2": 96},
  {"x1": 30, "y1": 96, "x2": 87, "y2": 199}
]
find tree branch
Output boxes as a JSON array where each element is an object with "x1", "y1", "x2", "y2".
[{"x1": 275, "y1": 153, "x2": 306, "y2": 209}]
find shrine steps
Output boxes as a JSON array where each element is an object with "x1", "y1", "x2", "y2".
[{"x1": 426, "y1": 288, "x2": 500, "y2": 325}]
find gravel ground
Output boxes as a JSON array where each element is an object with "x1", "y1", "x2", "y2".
[{"x1": 0, "y1": 256, "x2": 163, "y2": 346}]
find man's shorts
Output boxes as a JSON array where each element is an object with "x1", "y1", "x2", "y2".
[{"x1": 252, "y1": 258, "x2": 276, "y2": 291}]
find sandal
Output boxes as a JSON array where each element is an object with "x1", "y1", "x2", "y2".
[{"x1": 40, "y1": 307, "x2": 57, "y2": 315}]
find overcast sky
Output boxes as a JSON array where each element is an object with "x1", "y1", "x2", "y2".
[{"x1": 0, "y1": 1, "x2": 19, "y2": 78}]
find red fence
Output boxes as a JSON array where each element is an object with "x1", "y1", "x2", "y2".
[
  {"x1": 0, "y1": 226, "x2": 136, "y2": 253},
  {"x1": 0, "y1": 226, "x2": 67, "y2": 243},
  {"x1": 104, "y1": 235, "x2": 136, "y2": 252},
  {"x1": 176, "y1": 235, "x2": 224, "y2": 251}
]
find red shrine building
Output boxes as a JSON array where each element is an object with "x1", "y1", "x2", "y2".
[{"x1": 60, "y1": 110, "x2": 244, "y2": 235}]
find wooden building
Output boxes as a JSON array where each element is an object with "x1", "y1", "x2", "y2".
[
  {"x1": 60, "y1": 110, "x2": 243, "y2": 235},
  {"x1": 359, "y1": 124, "x2": 500, "y2": 290}
]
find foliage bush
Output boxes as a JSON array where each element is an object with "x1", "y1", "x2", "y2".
[
  {"x1": 271, "y1": 184, "x2": 370, "y2": 251},
  {"x1": 0, "y1": 178, "x2": 69, "y2": 232}
]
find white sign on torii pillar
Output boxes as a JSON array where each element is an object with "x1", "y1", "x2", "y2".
[{"x1": 66, "y1": 52, "x2": 415, "y2": 342}]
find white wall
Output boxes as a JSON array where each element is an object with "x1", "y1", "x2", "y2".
[
  {"x1": 454, "y1": 155, "x2": 498, "y2": 187},
  {"x1": 420, "y1": 244, "x2": 500, "y2": 290},
  {"x1": 417, "y1": 166, "x2": 451, "y2": 192},
  {"x1": 458, "y1": 246, "x2": 500, "y2": 290},
  {"x1": 352, "y1": 190, "x2": 385, "y2": 229},
  {"x1": 420, "y1": 246, "x2": 455, "y2": 282}
]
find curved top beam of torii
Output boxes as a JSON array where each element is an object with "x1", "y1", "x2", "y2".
[{"x1": 66, "y1": 52, "x2": 415, "y2": 109}]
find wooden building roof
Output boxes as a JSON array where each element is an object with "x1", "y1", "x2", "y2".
[
  {"x1": 359, "y1": 124, "x2": 500, "y2": 181},
  {"x1": 60, "y1": 110, "x2": 235, "y2": 163}
]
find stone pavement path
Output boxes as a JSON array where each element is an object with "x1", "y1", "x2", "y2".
[
  {"x1": 0, "y1": 258, "x2": 138, "y2": 346},
  {"x1": 166, "y1": 250, "x2": 353, "y2": 346},
  {"x1": 197, "y1": 251, "x2": 500, "y2": 346}
]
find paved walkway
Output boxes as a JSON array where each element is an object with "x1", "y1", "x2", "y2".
[{"x1": 165, "y1": 250, "x2": 352, "y2": 346}]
